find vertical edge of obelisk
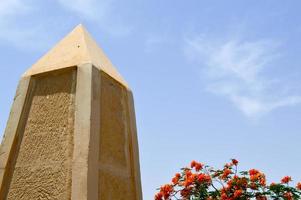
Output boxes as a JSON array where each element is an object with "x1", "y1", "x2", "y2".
[
  {"x1": 72, "y1": 64, "x2": 100, "y2": 200},
  {"x1": 126, "y1": 90, "x2": 143, "y2": 200},
  {"x1": 0, "y1": 76, "x2": 31, "y2": 195},
  {"x1": 89, "y1": 65, "x2": 100, "y2": 200}
]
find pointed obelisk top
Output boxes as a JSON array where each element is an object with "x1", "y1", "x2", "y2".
[{"x1": 23, "y1": 24, "x2": 128, "y2": 87}]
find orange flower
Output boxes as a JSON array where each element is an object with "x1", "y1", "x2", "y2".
[
  {"x1": 184, "y1": 173, "x2": 196, "y2": 187},
  {"x1": 222, "y1": 169, "x2": 232, "y2": 179},
  {"x1": 190, "y1": 160, "x2": 197, "y2": 168},
  {"x1": 260, "y1": 179, "x2": 266, "y2": 186},
  {"x1": 159, "y1": 184, "x2": 174, "y2": 199},
  {"x1": 259, "y1": 174, "x2": 266, "y2": 186},
  {"x1": 185, "y1": 169, "x2": 192, "y2": 177},
  {"x1": 195, "y1": 162, "x2": 203, "y2": 171},
  {"x1": 234, "y1": 189, "x2": 243, "y2": 198},
  {"x1": 190, "y1": 160, "x2": 203, "y2": 171},
  {"x1": 297, "y1": 182, "x2": 301, "y2": 190},
  {"x1": 172, "y1": 177, "x2": 179, "y2": 184},
  {"x1": 197, "y1": 173, "x2": 211, "y2": 184},
  {"x1": 281, "y1": 176, "x2": 292, "y2": 184},
  {"x1": 172, "y1": 173, "x2": 181, "y2": 184},
  {"x1": 250, "y1": 174, "x2": 259, "y2": 182},
  {"x1": 155, "y1": 160, "x2": 301, "y2": 200},
  {"x1": 249, "y1": 169, "x2": 260, "y2": 176}
]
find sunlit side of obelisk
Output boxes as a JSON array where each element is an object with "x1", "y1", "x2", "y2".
[{"x1": 0, "y1": 25, "x2": 143, "y2": 200}]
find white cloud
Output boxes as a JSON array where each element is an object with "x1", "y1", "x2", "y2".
[
  {"x1": 144, "y1": 33, "x2": 173, "y2": 53},
  {"x1": 56, "y1": 0, "x2": 131, "y2": 36},
  {"x1": 185, "y1": 36, "x2": 301, "y2": 118},
  {"x1": 0, "y1": 0, "x2": 130, "y2": 50},
  {"x1": 0, "y1": 0, "x2": 29, "y2": 16},
  {"x1": 56, "y1": 0, "x2": 110, "y2": 21},
  {"x1": 0, "y1": 0, "x2": 53, "y2": 50}
]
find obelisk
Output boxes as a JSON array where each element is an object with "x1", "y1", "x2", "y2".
[{"x1": 0, "y1": 24, "x2": 143, "y2": 200}]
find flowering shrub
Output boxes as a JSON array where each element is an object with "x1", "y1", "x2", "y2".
[{"x1": 155, "y1": 159, "x2": 301, "y2": 200}]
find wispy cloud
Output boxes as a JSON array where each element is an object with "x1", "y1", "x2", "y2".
[
  {"x1": 0, "y1": 0, "x2": 68, "y2": 50},
  {"x1": 0, "y1": 0, "x2": 130, "y2": 51},
  {"x1": 144, "y1": 33, "x2": 174, "y2": 53},
  {"x1": 0, "y1": 0, "x2": 40, "y2": 49},
  {"x1": 0, "y1": 0, "x2": 30, "y2": 16},
  {"x1": 56, "y1": 0, "x2": 131, "y2": 36},
  {"x1": 56, "y1": 0, "x2": 111, "y2": 21},
  {"x1": 185, "y1": 36, "x2": 301, "y2": 118}
]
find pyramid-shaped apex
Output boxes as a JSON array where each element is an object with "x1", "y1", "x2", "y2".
[{"x1": 23, "y1": 24, "x2": 128, "y2": 88}]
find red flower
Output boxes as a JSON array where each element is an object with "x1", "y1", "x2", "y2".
[
  {"x1": 250, "y1": 183, "x2": 258, "y2": 190},
  {"x1": 155, "y1": 192, "x2": 163, "y2": 200},
  {"x1": 297, "y1": 182, "x2": 301, "y2": 190},
  {"x1": 270, "y1": 182, "x2": 276, "y2": 187},
  {"x1": 221, "y1": 192, "x2": 228, "y2": 200},
  {"x1": 232, "y1": 159, "x2": 239, "y2": 166},
  {"x1": 256, "y1": 195, "x2": 267, "y2": 200},
  {"x1": 283, "y1": 192, "x2": 293, "y2": 200},
  {"x1": 227, "y1": 180, "x2": 232, "y2": 188},
  {"x1": 238, "y1": 177, "x2": 248, "y2": 188},
  {"x1": 180, "y1": 188, "x2": 191, "y2": 198},
  {"x1": 224, "y1": 163, "x2": 232, "y2": 168},
  {"x1": 281, "y1": 176, "x2": 292, "y2": 184}
]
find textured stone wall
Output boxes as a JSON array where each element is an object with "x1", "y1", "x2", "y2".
[
  {"x1": 5, "y1": 69, "x2": 76, "y2": 200},
  {"x1": 99, "y1": 72, "x2": 137, "y2": 200},
  {"x1": 1, "y1": 68, "x2": 141, "y2": 200}
]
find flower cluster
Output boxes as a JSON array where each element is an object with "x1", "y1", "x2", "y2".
[{"x1": 155, "y1": 159, "x2": 301, "y2": 200}]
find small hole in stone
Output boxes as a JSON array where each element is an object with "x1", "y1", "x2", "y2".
[{"x1": 77, "y1": 45, "x2": 80, "y2": 48}]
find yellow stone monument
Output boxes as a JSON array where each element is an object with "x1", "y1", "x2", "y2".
[{"x1": 0, "y1": 24, "x2": 143, "y2": 200}]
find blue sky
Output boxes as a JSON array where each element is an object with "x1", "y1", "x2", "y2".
[{"x1": 1, "y1": 0, "x2": 301, "y2": 199}]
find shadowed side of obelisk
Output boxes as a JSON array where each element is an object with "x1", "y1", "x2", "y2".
[{"x1": 98, "y1": 71, "x2": 142, "y2": 200}]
